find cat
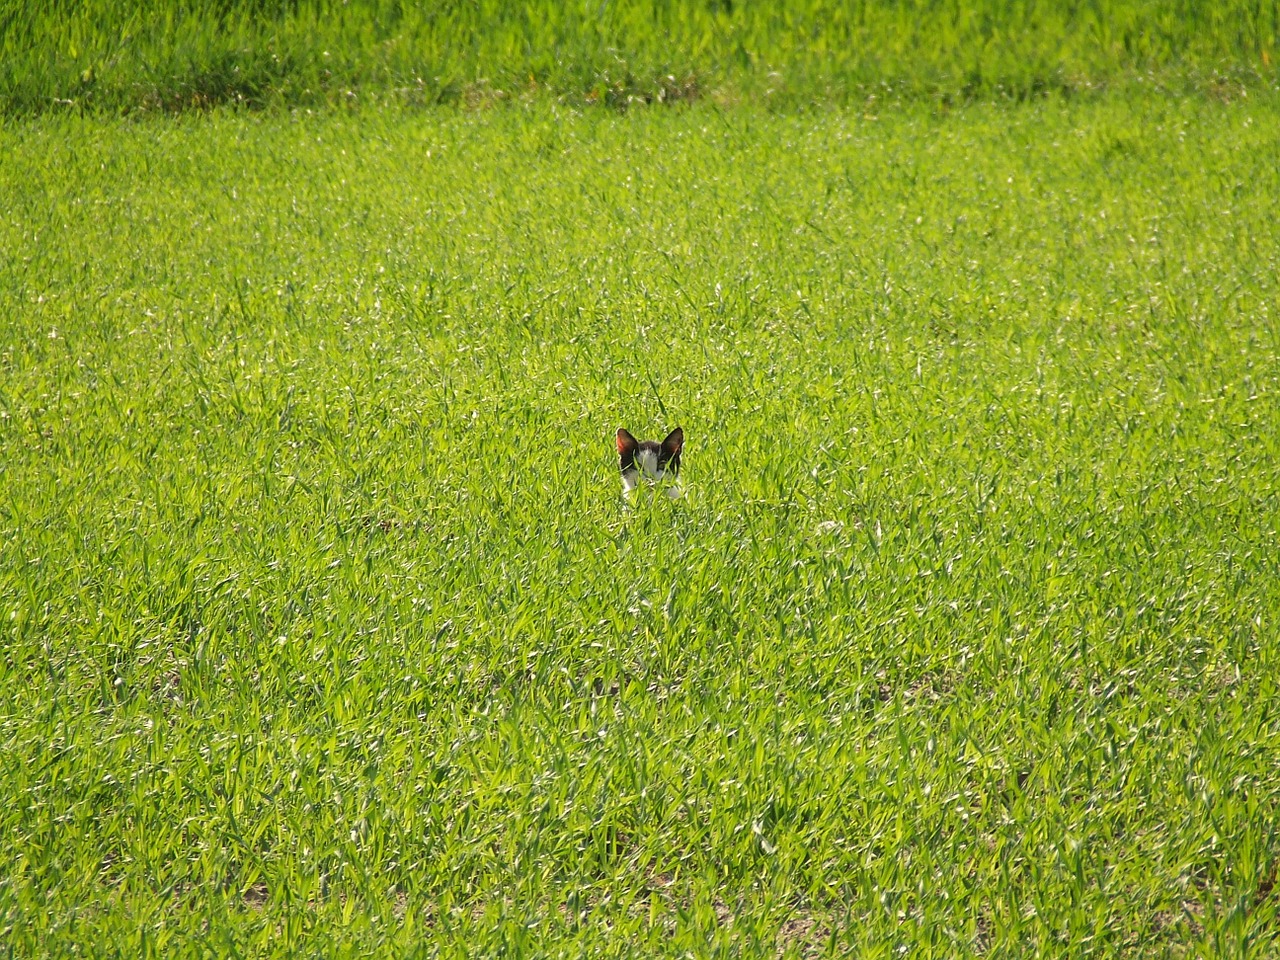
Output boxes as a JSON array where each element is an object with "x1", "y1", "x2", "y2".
[{"x1": 616, "y1": 426, "x2": 683, "y2": 498}]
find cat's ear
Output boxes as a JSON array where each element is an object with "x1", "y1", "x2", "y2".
[
  {"x1": 661, "y1": 427, "x2": 683, "y2": 456},
  {"x1": 616, "y1": 428, "x2": 639, "y2": 456}
]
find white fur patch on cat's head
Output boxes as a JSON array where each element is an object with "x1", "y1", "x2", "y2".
[{"x1": 636, "y1": 447, "x2": 660, "y2": 480}]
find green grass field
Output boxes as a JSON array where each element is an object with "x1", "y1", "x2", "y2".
[
  {"x1": 3, "y1": 7, "x2": 1280, "y2": 956},
  {"x1": 3, "y1": 0, "x2": 1278, "y2": 114}
]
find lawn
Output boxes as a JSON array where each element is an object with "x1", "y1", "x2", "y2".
[
  {"x1": 2, "y1": 86, "x2": 1279, "y2": 955},
  {"x1": 4, "y1": 0, "x2": 1277, "y2": 113}
]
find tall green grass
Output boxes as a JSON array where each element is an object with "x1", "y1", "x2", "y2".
[
  {"x1": 2, "y1": 0, "x2": 1279, "y2": 114},
  {"x1": 2, "y1": 93, "x2": 1279, "y2": 955}
]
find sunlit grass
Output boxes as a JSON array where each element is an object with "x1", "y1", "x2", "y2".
[
  {"x1": 1, "y1": 92, "x2": 1279, "y2": 956},
  {"x1": 2, "y1": 0, "x2": 1278, "y2": 114}
]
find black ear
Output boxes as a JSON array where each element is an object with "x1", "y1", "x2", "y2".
[
  {"x1": 616, "y1": 428, "x2": 639, "y2": 459},
  {"x1": 661, "y1": 427, "x2": 683, "y2": 457}
]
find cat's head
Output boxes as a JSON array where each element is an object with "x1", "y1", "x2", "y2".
[{"x1": 616, "y1": 427, "x2": 683, "y2": 496}]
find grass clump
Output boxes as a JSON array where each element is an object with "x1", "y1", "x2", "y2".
[{"x1": 2, "y1": 0, "x2": 1278, "y2": 115}]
